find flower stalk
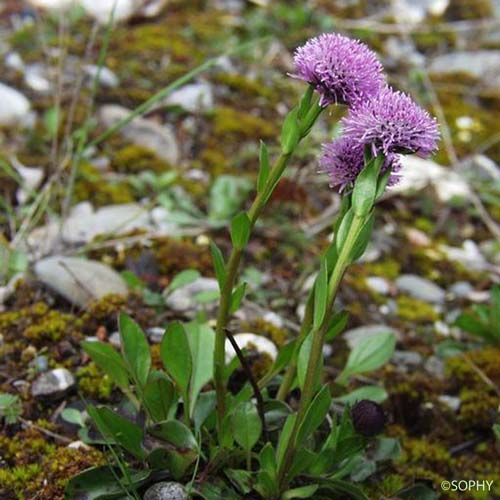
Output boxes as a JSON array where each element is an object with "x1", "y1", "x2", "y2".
[{"x1": 213, "y1": 91, "x2": 323, "y2": 436}]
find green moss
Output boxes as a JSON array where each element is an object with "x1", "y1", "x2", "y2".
[
  {"x1": 214, "y1": 73, "x2": 278, "y2": 102},
  {"x1": 73, "y1": 162, "x2": 134, "y2": 207},
  {"x1": 0, "y1": 302, "x2": 82, "y2": 345},
  {"x1": 77, "y1": 362, "x2": 113, "y2": 400},
  {"x1": 444, "y1": 0, "x2": 493, "y2": 20},
  {"x1": 364, "y1": 258, "x2": 401, "y2": 280},
  {"x1": 0, "y1": 426, "x2": 104, "y2": 499},
  {"x1": 397, "y1": 295, "x2": 439, "y2": 323},
  {"x1": 212, "y1": 106, "x2": 276, "y2": 140},
  {"x1": 112, "y1": 145, "x2": 173, "y2": 174}
]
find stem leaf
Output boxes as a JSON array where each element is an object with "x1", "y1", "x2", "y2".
[{"x1": 258, "y1": 140, "x2": 270, "y2": 193}]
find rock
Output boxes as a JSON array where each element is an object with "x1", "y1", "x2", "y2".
[
  {"x1": 392, "y1": 350, "x2": 423, "y2": 367},
  {"x1": 81, "y1": 0, "x2": 140, "y2": 23},
  {"x1": 108, "y1": 332, "x2": 121, "y2": 348},
  {"x1": 99, "y1": 105, "x2": 179, "y2": 164},
  {"x1": 28, "y1": 0, "x2": 77, "y2": 9},
  {"x1": 147, "y1": 327, "x2": 164, "y2": 343},
  {"x1": 0, "y1": 83, "x2": 31, "y2": 126},
  {"x1": 262, "y1": 311, "x2": 284, "y2": 328},
  {"x1": 62, "y1": 203, "x2": 151, "y2": 244},
  {"x1": 24, "y1": 64, "x2": 51, "y2": 93},
  {"x1": 143, "y1": 482, "x2": 186, "y2": 500},
  {"x1": 441, "y1": 240, "x2": 489, "y2": 272},
  {"x1": 424, "y1": 355, "x2": 445, "y2": 379},
  {"x1": 163, "y1": 82, "x2": 214, "y2": 113},
  {"x1": 34, "y1": 256, "x2": 128, "y2": 308},
  {"x1": 225, "y1": 333, "x2": 278, "y2": 363},
  {"x1": 165, "y1": 277, "x2": 218, "y2": 312},
  {"x1": 449, "y1": 281, "x2": 474, "y2": 299},
  {"x1": 31, "y1": 368, "x2": 75, "y2": 398},
  {"x1": 0, "y1": 273, "x2": 25, "y2": 305},
  {"x1": 15, "y1": 164, "x2": 44, "y2": 204},
  {"x1": 405, "y1": 228, "x2": 431, "y2": 247},
  {"x1": 429, "y1": 51, "x2": 500, "y2": 88},
  {"x1": 384, "y1": 37, "x2": 425, "y2": 67},
  {"x1": 83, "y1": 65, "x2": 119, "y2": 88},
  {"x1": 366, "y1": 276, "x2": 391, "y2": 296},
  {"x1": 343, "y1": 325, "x2": 401, "y2": 350},
  {"x1": 67, "y1": 440, "x2": 90, "y2": 450},
  {"x1": 387, "y1": 156, "x2": 470, "y2": 203},
  {"x1": 467, "y1": 155, "x2": 500, "y2": 181},
  {"x1": 438, "y1": 395, "x2": 461, "y2": 412},
  {"x1": 33, "y1": 355, "x2": 49, "y2": 373},
  {"x1": 396, "y1": 274, "x2": 446, "y2": 304}
]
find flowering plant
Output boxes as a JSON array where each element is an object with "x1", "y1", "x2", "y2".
[{"x1": 68, "y1": 33, "x2": 439, "y2": 499}]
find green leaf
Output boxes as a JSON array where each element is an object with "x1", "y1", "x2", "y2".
[
  {"x1": 209, "y1": 175, "x2": 253, "y2": 221},
  {"x1": 193, "y1": 391, "x2": 216, "y2": 432},
  {"x1": 337, "y1": 332, "x2": 396, "y2": 385},
  {"x1": 43, "y1": 106, "x2": 59, "y2": 139},
  {"x1": 263, "y1": 400, "x2": 292, "y2": 432},
  {"x1": 283, "y1": 484, "x2": 319, "y2": 499},
  {"x1": 160, "y1": 322, "x2": 192, "y2": 403},
  {"x1": 350, "y1": 212, "x2": 374, "y2": 263},
  {"x1": 297, "y1": 332, "x2": 322, "y2": 391},
  {"x1": 287, "y1": 448, "x2": 317, "y2": 483},
  {"x1": 352, "y1": 156, "x2": 383, "y2": 217},
  {"x1": 231, "y1": 212, "x2": 251, "y2": 249},
  {"x1": 281, "y1": 107, "x2": 300, "y2": 153},
  {"x1": 276, "y1": 413, "x2": 297, "y2": 469},
  {"x1": 167, "y1": 269, "x2": 201, "y2": 294},
  {"x1": 325, "y1": 311, "x2": 349, "y2": 341},
  {"x1": 490, "y1": 284, "x2": 500, "y2": 336},
  {"x1": 210, "y1": 241, "x2": 226, "y2": 290},
  {"x1": 296, "y1": 385, "x2": 332, "y2": 445},
  {"x1": 375, "y1": 167, "x2": 392, "y2": 200},
  {"x1": 231, "y1": 401, "x2": 262, "y2": 452},
  {"x1": 335, "y1": 208, "x2": 354, "y2": 252},
  {"x1": 225, "y1": 469, "x2": 253, "y2": 495},
  {"x1": 297, "y1": 85, "x2": 314, "y2": 119},
  {"x1": 143, "y1": 371, "x2": 175, "y2": 423},
  {"x1": 229, "y1": 282, "x2": 247, "y2": 314},
  {"x1": 82, "y1": 341, "x2": 129, "y2": 390},
  {"x1": 185, "y1": 321, "x2": 215, "y2": 416},
  {"x1": 149, "y1": 419, "x2": 198, "y2": 450},
  {"x1": 88, "y1": 406, "x2": 145, "y2": 459},
  {"x1": 333, "y1": 386, "x2": 388, "y2": 405},
  {"x1": 258, "y1": 140, "x2": 270, "y2": 193},
  {"x1": 64, "y1": 466, "x2": 150, "y2": 500},
  {"x1": 61, "y1": 408, "x2": 85, "y2": 428},
  {"x1": 373, "y1": 437, "x2": 402, "y2": 461},
  {"x1": 118, "y1": 314, "x2": 151, "y2": 388},
  {"x1": 314, "y1": 478, "x2": 370, "y2": 500},
  {"x1": 313, "y1": 257, "x2": 328, "y2": 329},
  {"x1": 259, "y1": 442, "x2": 277, "y2": 476}
]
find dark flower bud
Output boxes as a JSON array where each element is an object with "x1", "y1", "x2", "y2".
[{"x1": 351, "y1": 400, "x2": 386, "y2": 437}]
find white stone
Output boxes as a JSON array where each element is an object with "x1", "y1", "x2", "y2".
[
  {"x1": 0, "y1": 83, "x2": 31, "y2": 126},
  {"x1": 15, "y1": 164, "x2": 44, "y2": 204},
  {"x1": 84, "y1": 65, "x2": 119, "y2": 88},
  {"x1": 34, "y1": 256, "x2": 128, "y2": 308},
  {"x1": 441, "y1": 240, "x2": 489, "y2": 272},
  {"x1": 99, "y1": 105, "x2": 179, "y2": 164},
  {"x1": 438, "y1": 395, "x2": 461, "y2": 412},
  {"x1": 387, "y1": 156, "x2": 470, "y2": 203},
  {"x1": 163, "y1": 82, "x2": 214, "y2": 113},
  {"x1": 396, "y1": 274, "x2": 446, "y2": 304},
  {"x1": 165, "y1": 277, "x2": 218, "y2": 311},
  {"x1": 62, "y1": 203, "x2": 151, "y2": 244},
  {"x1": 81, "y1": 0, "x2": 141, "y2": 24},
  {"x1": 29, "y1": 0, "x2": 77, "y2": 9},
  {"x1": 366, "y1": 276, "x2": 391, "y2": 296},
  {"x1": 225, "y1": 333, "x2": 278, "y2": 363},
  {"x1": 31, "y1": 368, "x2": 75, "y2": 397}
]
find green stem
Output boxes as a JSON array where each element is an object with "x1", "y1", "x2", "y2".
[
  {"x1": 275, "y1": 291, "x2": 314, "y2": 401},
  {"x1": 277, "y1": 211, "x2": 366, "y2": 490},
  {"x1": 213, "y1": 151, "x2": 292, "y2": 434}
]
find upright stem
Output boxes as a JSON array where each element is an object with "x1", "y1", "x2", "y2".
[
  {"x1": 276, "y1": 292, "x2": 313, "y2": 401},
  {"x1": 277, "y1": 212, "x2": 366, "y2": 489},
  {"x1": 213, "y1": 152, "x2": 291, "y2": 434}
]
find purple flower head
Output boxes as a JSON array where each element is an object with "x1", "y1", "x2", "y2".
[
  {"x1": 293, "y1": 33, "x2": 385, "y2": 107},
  {"x1": 320, "y1": 136, "x2": 402, "y2": 193},
  {"x1": 342, "y1": 86, "x2": 440, "y2": 158}
]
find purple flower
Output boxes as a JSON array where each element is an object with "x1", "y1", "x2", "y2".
[
  {"x1": 320, "y1": 136, "x2": 401, "y2": 193},
  {"x1": 342, "y1": 86, "x2": 440, "y2": 158},
  {"x1": 293, "y1": 33, "x2": 385, "y2": 107}
]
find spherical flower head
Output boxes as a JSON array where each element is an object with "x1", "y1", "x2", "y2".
[
  {"x1": 293, "y1": 33, "x2": 385, "y2": 107},
  {"x1": 342, "y1": 86, "x2": 440, "y2": 158},
  {"x1": 320, "y1": 136, "x2": 401, "y2": 193},
  {"x1": 351, "y1": 400, "x2": 386, "y2": 437}
]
